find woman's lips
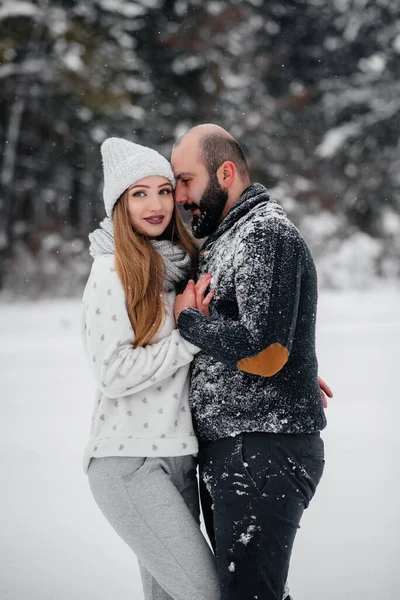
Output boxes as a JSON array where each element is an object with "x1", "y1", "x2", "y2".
[{"x1": 144, "y1": 216, "x2": 165, "y2": 225}]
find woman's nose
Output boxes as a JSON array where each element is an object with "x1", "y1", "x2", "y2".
[{"x1": 148, "y1": 194, "x2": 163, "y2": 211}]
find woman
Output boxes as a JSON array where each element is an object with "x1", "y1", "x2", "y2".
[{"x1": 82, "y1": 138, "x2": 219, "y2": 600}]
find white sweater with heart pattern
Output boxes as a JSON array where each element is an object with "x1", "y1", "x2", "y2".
[{"x1": 82, "y1": 255, "x2": 199, "y2": 473}]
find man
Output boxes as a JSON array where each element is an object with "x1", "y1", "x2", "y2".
[{"x1": 172, "y1": 124, "x2": 330, "y2": 600}]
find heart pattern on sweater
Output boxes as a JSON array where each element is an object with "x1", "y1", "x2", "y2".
[{"x1": 85, "y1": 252, "x2": 196, "y2": 463}]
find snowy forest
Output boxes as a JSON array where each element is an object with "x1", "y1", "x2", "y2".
[{"x1": 0, "y1": 0, "x2": 399, "y2": 298}]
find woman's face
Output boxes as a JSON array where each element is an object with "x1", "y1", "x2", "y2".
[{"x1": 127, "y1": 176, "x2": 174, "y2": 237}]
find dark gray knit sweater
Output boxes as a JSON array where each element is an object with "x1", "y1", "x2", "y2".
[{"x1": 177, "y1": 183, "x2": 327, "y2": 443}]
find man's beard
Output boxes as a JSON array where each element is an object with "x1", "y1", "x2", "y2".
[{"x1": 189, "y1": 173, "x2": 228, "y2": 239}]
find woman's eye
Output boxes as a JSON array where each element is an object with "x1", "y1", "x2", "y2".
[
  {"x1": 160, "y1": 188, "x2": 172, "y2": 195},
  {"x1": 132, "y1": 191, "x2": 146, "y2": 197}
]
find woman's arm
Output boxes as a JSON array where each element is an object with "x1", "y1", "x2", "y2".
[{"x1": 83, "y1": 257, "x2": 199, "y2": 399}]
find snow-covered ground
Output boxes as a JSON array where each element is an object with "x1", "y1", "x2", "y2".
[{"x1": 1, "y1": 290, "x2": 399, "y2": 600}]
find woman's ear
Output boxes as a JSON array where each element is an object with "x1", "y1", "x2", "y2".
[{"x1": 217, "y1": 161, "x2": 236, "y2": 189}]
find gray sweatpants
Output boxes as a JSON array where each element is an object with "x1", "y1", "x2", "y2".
[{"x1": 88, "y1": 455, "x2": 220, "y2": 600}]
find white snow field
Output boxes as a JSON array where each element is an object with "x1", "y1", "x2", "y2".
[{"x1": 1, "y1": 290, "x2": 399, "y2": 600}]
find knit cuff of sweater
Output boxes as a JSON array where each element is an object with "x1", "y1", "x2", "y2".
[
  {"x1": 178, "y1": 308, "x2": 211, "y2": 352},
  {"x1": 176, "y1": 320, "x2": 201, "y2": 354}
]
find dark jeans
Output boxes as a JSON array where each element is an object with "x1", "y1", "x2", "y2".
[{"x1": 198, "y1": 432, "x2": 325, "y2": 600}]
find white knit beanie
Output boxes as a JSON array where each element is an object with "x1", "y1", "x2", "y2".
[{"x1": 101, "y1": 138, "x2": 176, "y2": 217}]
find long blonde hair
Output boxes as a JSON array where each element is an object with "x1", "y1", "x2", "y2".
[{"x1": 113, "y1": 191, "x2": 198, "y2": 347}]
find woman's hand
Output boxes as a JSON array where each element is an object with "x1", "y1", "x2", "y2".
[
  {"x1": 174, "y1": 273, "x2": 215, "y2": 321},
  {"x1": 318, "y1": 376, "x2": 333, "y2": 408},
  {"x1": 194, "y1": 272, "x2": 215, "y2": 316},
  {"x1": 174, "y1": 280, "x2": 197, "y2": 321}
]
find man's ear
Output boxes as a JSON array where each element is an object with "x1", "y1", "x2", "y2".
[{"x1": 216, "y1": 161, "x2": 236, "y2": 189}]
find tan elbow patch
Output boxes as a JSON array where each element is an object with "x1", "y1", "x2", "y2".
[{"x1": 237, "y1": 343, "x2": 289, "y2": 377}]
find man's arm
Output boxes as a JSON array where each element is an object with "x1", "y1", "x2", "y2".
[{"x1": 177, "y1": 219, "x2": 304, "y2": 377}]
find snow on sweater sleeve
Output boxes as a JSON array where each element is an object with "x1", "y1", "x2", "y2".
[
  {"x1": 83, "y1": 256, "x2": 199, "y2": 398},
  {"x1": 177, "y1": 218, "x2": 303, "y2": 377}
]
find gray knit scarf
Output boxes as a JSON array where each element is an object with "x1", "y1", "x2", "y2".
[{"x1": 89, "y1": 217, "x2": 191, "y2": 292}]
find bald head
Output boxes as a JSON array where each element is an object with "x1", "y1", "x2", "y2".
[
  {"x1": 174, "y1": 123, "x2": 250, "y2": 182},
  {"x1": 176, "y1": 123, "x2": 232, "y2": 143}
]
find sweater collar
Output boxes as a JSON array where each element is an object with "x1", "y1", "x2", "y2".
[{"x1": 202, "y1": 183, "x2": 271, "y2": 250}]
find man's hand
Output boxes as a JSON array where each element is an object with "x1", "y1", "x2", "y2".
[
  {"x1": 194, "y1": 272, "x2": 215, "y2": 316},
  {"x1": 174, "y1": 274, "x2": 215, "y2": 322},
  {"x1": 174, "y1": 280, "x2": 197, "y2": 321},
  {"x1": 318, "y1": 376, "x2": 333, "y2": 408}
]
